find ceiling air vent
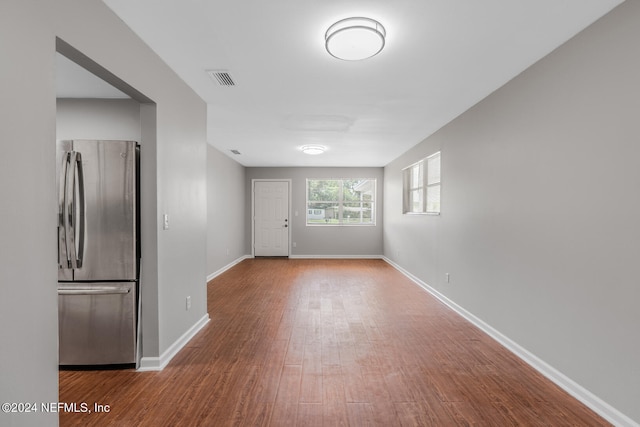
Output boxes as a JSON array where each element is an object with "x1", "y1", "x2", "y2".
[
  {"x1": 207, "y1": 70, "x2": 236, "y2": 86},
  {"x1": 230, "y1": 149, "x2": 241, "y2": 155}
]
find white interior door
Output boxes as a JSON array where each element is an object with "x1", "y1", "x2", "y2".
[{"x1": 254, "y1": 180, "x2": 289, "y2": 256}]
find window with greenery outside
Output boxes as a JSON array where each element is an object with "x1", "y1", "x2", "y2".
[{"x1": 306, "y1": 179, "x2": 376, "y2": 225}]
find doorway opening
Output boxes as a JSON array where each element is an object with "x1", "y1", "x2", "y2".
[{"x1": 55, "y1": 38, "x2": 158, "y2": 370}]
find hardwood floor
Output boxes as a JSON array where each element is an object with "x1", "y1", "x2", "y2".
[{"x1": 59, "y1": 258, "x2": 609, "y2": 426}]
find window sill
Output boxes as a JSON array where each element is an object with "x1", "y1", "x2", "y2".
[
  {"x1": 403, "y1": 212, "x2": 440, "y2": 216},
  {"x1": 306, "y1": 223, "x2": 377, "y2": 227}
]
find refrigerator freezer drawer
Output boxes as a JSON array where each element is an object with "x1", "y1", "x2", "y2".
[{"x1": 58, "y1": 282, "x2": 136, "y2": 365}]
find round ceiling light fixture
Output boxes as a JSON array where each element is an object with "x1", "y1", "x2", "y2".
[
  {"x1": 301, "y1": 145, "x2": 326, "y2": 155},
  {"x1": 325, "y1": 17, "x2": 386, "y2": 61}
]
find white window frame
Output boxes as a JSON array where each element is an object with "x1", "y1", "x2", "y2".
[
  {"x1": 306, "y1": 178, "x2": 376, "y2": 226},
  {"x1": 403, "y1": 152, "x2": 441, "y2": 215}
]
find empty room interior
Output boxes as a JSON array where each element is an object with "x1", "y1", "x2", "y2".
[{"x1": 1, "y1": 0, "x2": 639, "y2": 426}]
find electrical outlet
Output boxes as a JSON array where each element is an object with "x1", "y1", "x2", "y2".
[
  {"x1": 226, "y1": 248, "x2": 230, "y2": 255},
  {"x1": 293, "y1": 242, "x2": 297, "y2": 248},
  {"x1": 186, "y1": 296, "x2": 191, "y2": 311},
  {"x1": 445, "y1": 273, "x2": 450, "y2": 283},
  {"x1": 163, "y1": 214, "x2": 170, "y2": 230}
]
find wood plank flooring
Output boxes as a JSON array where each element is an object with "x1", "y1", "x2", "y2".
[{"x1": 59, "y1": 258, "x2": 609, "y2": 426}]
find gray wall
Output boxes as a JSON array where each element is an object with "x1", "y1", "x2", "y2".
[
  {"x1": 246, "y1": 167, "x2": 384, "y2": 257},
  {"x1": 384, "y1": 1, "x2": 639, "y2": 423},
  {"x1": 56, "y1": 98, "x2": 141, "y2": 141},
  {"x1": 0, "y1": 2, "x2": 59, "y2": 425},
  {"x1": 207, "y1": 146, "x2": 247, "y2": 275},
  {"x1": 1, "y1": 2, "x2": 207, "y2": 425}
]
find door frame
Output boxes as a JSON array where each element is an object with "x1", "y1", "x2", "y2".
[{"x1": 251, "y1": 179, "x2": 292, "y2": 257}]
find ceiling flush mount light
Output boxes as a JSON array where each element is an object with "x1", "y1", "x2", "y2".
[
  {"x1": 301, "y1": 145, "x2": 326, "y2": 155},
  {"x1": 325, "y1": 17, "x2": 386, "y2": 61}
]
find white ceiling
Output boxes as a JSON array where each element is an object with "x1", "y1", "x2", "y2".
[{"x1": 99, "y1": 0, "x2": 622, "y2": 167}]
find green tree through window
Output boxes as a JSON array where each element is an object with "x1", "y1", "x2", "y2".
[{"x1": 306, "y1": 179, "x2": 376, "y2": 225}]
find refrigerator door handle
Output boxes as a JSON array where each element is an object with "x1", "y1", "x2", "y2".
[
  {"x1": 58, "y1": 285, "x2": 131, "y2": 295},
  {"x1": 75, "y1": 152, "x2": 86, "y2": 268},
  {"x1": 65, "y1": 151, "x2": 85, "y2": 269},
  {"x1": 59, "y1": 152, "x2": 71, "y2": 269},
  {"x1": 65, "y1": 152, "x2": 78, "y2": 269}
]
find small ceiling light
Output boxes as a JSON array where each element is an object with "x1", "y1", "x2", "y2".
[
  {"x1": 325, "y1": 17, "x2": 386, "y2": 61},
  {"x1": 301, "y1": 145, "x2": 326, "y2": 155}
]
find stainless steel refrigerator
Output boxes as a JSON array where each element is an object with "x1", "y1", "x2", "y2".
[{"x1": 57, "y1": 139, "x2": 140, "y2": 366}]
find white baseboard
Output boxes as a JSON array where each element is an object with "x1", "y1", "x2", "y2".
[
  {"x1": 382, "y1": 256, "x2": 638, "y2": 427},
  {"x1": 137, "y1": 313, "x2": 210, "y2": 372},
  {"x1": 288, "y1": 254, "x2": 384, "y2": 259},
  {"x1": 207, "y1": 255, "x2": 252, "y2": 282}
]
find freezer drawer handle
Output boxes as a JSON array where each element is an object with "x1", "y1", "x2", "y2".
[{"x1": 58, "y1": 287, "x2": 131, "y2": 296}]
